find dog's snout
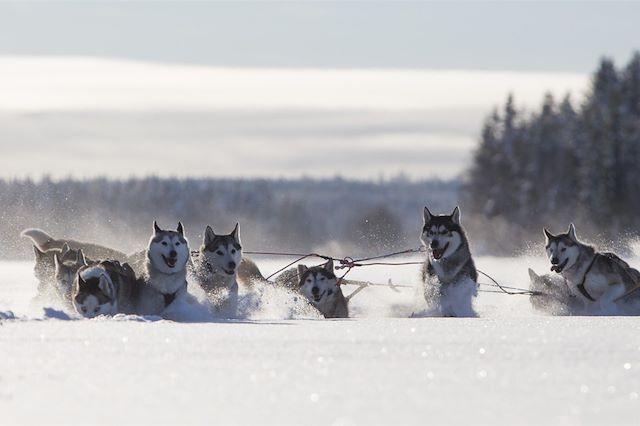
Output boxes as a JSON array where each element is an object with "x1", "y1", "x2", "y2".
[
  {"x1": 551, "y1": 257, "x2": 559, "y2": 265},
  {"x1": 228, "y1": 261, "x2": 236, "y2": 270},
  {"x1": 169, "y1": 250, "x2": 177, "y2": 258},
  {"x1": 312, "y1": 287, "x2": 320, "y2": 295},
  {"x1": 430, "y1": 240, "x2": 439, "y2": 249}
]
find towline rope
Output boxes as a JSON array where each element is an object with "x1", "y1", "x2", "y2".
[{"x1": 243, "y1": 247, "x2": 538, "y2": 297}]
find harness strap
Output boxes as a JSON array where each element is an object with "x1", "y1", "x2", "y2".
[
  {"x1": 576, "y1": 255, "x2": 598, "y2": 302},
  {"x1": 163, "y1": 291, "x2": 177, "y2": 307}
]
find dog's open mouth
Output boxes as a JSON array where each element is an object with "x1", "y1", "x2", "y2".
[
  {"x1": 223, "y1": 268, "x2": 235, "y2": 275},
  {"x1": 312, "y1": 291, "x2": 326, "y2": 303},
  {"x1": 551, "y1": 259, "x2": 568, "y2": 273},
  {"x1": 431, "y1": 243, "x2": 449, "y2": 260},
  {"x1": 162, "y1": 255, "x2": 177, "y2": 268}
]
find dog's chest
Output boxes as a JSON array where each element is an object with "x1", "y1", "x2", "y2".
[{"x1": 150, "y1": 271, "x2": 185, "y2": 294}]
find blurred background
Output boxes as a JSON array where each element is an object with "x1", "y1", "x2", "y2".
[{"x1": 1, "y1": 1, "x2": 639, "y2": 257}]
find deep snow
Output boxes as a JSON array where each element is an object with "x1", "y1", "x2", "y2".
[{"x1": 1, "y1": 257, "x2": 640, "y2": 425}]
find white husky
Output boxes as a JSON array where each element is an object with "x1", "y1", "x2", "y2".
[{"x1": 136, "y1": 222, "x2": 190, "y2": 316}]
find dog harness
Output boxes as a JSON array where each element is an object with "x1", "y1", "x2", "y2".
[
  {"x1": 162, "y1": 281, "x2": 186, "y2": 308},
  {"x1": 163, "y1": 291, "x2": 177, "y2": 307},
  {"x1": 576, "y1": 255, "x2": 598, "y2": 302}
]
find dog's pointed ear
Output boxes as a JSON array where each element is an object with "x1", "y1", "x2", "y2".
[
  {"x1": 423, "y1": 206, "x2": 432, "y2": 224},
  {"x1": 567, "y1": 223, "x2": 578, "y2": 242},
  {"x1": 528, "y1": 268, "x2": 539, "y2": 281},
  {"x1": 98, "y1": 275, "x2": 114, "y2": 299},
  {"x1": 204, "y1": 225, "x2": 216, "y2": 246},
  {"x1": 60, "y1": 243, "x2": 70, "y2": 257},
  {"x1": 77, "y1": 249, "x2": 87, "y2": 267},
  {"x1": 153, "y1": 221, "x2": 162, "y2": 234},
  {"x1": 451, "y1": 206, "x2": 461, "y2": 225},
  {"x1": 543, "y1": 228, "x2": 553, "y2": 243},
  {"x1": 324, "y1": 258, "x2": 334, "y2": 272},
  {"x1": 231, "y1": 223, "x2": 241, "y2": 244},
  {"x1": 77, "y1": 273, "x2": 87, "y2": 287},
  {"x1": 177, "y1": 222, "x2": 185, "y2": 236},
  {"x1": 297, "y1": 264, "x2": 309, "y2": 280},
  {"x1": 54, "y1": 252, "x2": 62, "y2": 269}
]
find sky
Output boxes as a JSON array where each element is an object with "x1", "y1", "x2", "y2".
[{"x1": 0, "y1": 1, "x2": 637, "y2": 180}]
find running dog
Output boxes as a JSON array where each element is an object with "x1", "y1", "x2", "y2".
[{"x1": 419, "y1": 206, "x2": 478, "y2": 317}]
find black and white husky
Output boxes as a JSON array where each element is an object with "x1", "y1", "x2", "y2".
[
  {"x1": 275, "y1": 259, "x2": 349, "y2": 318},
  {"x1": 418, "y1": 206, "x2": 478, "y2": 317},
  {"x1": 544, "y1": 224, "x2": 640, "y2": 312},
  {"x1": 72, "y1": 259, "x2": 138, "y2": 318},
  {"x1": 191, "y1": 224, "x2": 242, "y2": 317},
  {"x1": 136, "y1": 222, "x2": 190, "y2": 316}
]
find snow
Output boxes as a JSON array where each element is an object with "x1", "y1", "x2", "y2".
[{"x1": 2, "y1": 257, "x2": 640, "y2": 425}]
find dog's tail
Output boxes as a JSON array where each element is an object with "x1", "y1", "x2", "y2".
[
  {"x1": 237, "y1": 257, "x2": 269, "y2": 287},
  {"x1": 21, "y1": 228, "x2": 58, "y2": 251}
]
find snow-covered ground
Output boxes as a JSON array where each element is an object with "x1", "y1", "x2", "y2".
[{"x1": 2, "y1": 257, "x2": 640, "y2": 425}]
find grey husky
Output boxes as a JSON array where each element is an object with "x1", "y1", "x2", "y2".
[
  {"x1": 191, "y1": 224, "x2": 242, "y2": 317},
  {"x1": 53, "y1": 244, "x2": 94, "y2": 305},
  {"x1": 418, "y1": 206, "x2": 478, "y2": 317},
  {"x1": 72, "y1": 259, "x2": 139, "y2": 318},
  {"x1": 135, "y1": 222, "x2": 190, "y2": 316},
  {"x1": 274, "y1": 259, "x2": 349, "y2": 318},
  {"x1": 22, "y1": 228, "x2": 127, "y2": 292},
  {"x1": 544, "y1": 224, "x2": 640, "y2": 311}
]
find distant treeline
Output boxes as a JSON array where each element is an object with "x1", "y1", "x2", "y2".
[
  {"x1": 0, "y1": 177, "x2": 458, "y2": 260},
  {"x1": 463, "y1": 52, "x2": 640, "y2": 252}
]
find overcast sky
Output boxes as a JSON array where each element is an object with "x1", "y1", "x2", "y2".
[
  {"x1": 0, "y1": 2, "x2": 636, "y2": 181},
  {"x1": 0, "y1": 1, "x2": 638, "y2": 72}
]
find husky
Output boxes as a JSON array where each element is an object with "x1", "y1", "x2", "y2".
[
  {"x1": 135, "y1": 222, "x2": 190, "y2": 316},
  {"x1": 527, "y1": 268, "x2": 583, "y2": 315},
  {"x1": 271, "y1": 259, "x2": 349, "y2": 318},
  {"x1": 72, "y1": 259, "x2": 138, "y2": 318},
  {"x1": 544, "y1": 224, "x2": 640, "y2": 312},
  {"x1": 418, "y1": 206, "x2": 478, "y2": 317},
  {"x1": 53, "y1": 244, "x2": 93, "y2": 304},
  {"x1": 191, "y1": 224, "x2": 242, "y2": 316},
  {"x1": 22, "y1": 228, "x2": 128, "y2": 292}
]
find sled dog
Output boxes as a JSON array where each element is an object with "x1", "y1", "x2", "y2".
[
  {"x1": 136, "y1": 222, "x2": 190, "y2": 316},
  {"x1": 72, "y1": 259, "x2": 138, "y2": 318},
  {"x1": 544, "y1": 224, "x2": 640, "y2": 310},
  {"x1": 22, "y1": 228, "x2": 127, "y2": 291},
  {"x1": 419, "y1": 206, "x2": 478, "y2": 317},
  {"x1": 191, "y1": 224, "x2": 242, "y2": 316},
  {"x1": 274, "y1": 259, "x2": 349, "y2": 318},
  {"x1": 54, "y1": 244, "x2": 94, "y2": 304}
]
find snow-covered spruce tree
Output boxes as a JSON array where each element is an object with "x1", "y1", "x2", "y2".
[{"x1": 463, "y1": 52, "x2": 640, "y2": 249}]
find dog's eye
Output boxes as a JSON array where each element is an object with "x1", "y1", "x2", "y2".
[
  {"x1": 216, "y1": 250, "x2": 224, "y2": 256},
  {"x1": 176, "y1": 242, "x2": 181, "y2": 246},
  {"x1": 320, "y1": 277, "x2": 326, "y2": 281},
  {"x1": 81, "y1": 307, "x2": 87, "y2": 313},
  {"x1": 231, "y1": 249, "x2": 236, "y2": 254},
  {"x1": 161, "y1": 242, "x2": 168, "y2": 246},
  {"x1": 94, "y1": 307, "x2": 100, "y2": 313},
  {"x1": 561, "y1": 248, "x2": 566, "y2": 252}
]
